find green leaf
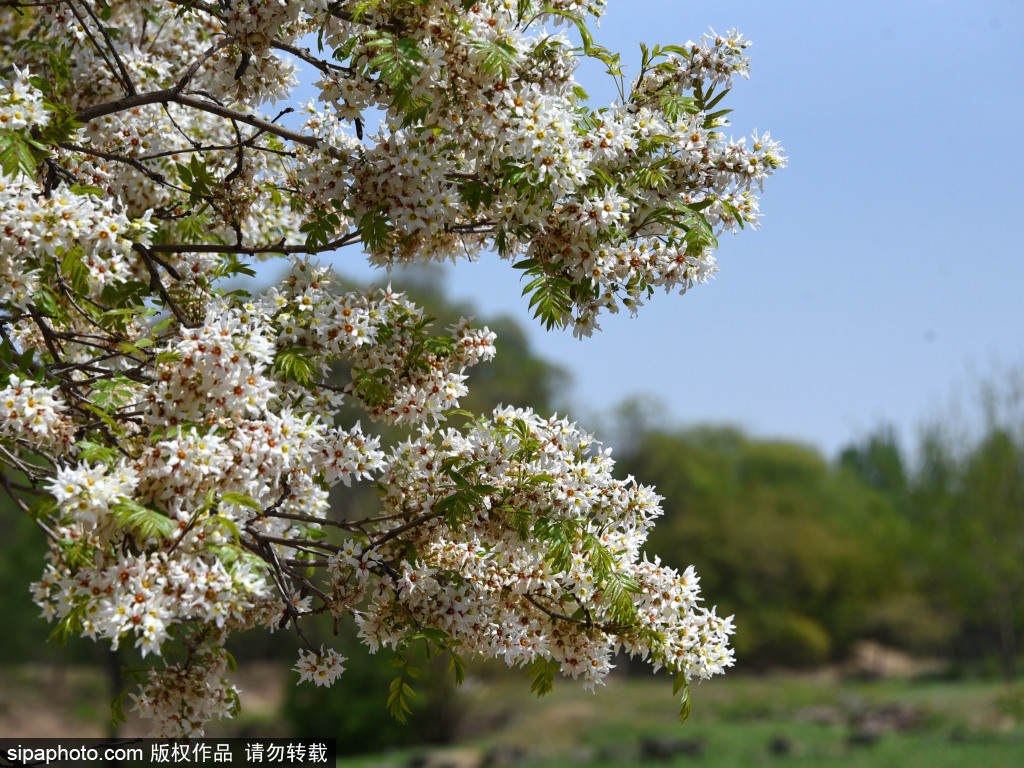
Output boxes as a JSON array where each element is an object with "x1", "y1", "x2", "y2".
[
  {"x1": 112, "y1": 499, "x2": 176, "y2": 541},
  {"x1": 468, "y1": 39, "x2": 519, "y2": 80},
  {"x1": 524, "y1": 273, "x2": 572, "y2": 331},
  {"x1": 57, "y1": 538, "x2": 96, "y2": 571},
  {"x1": 447, "y1": 649, "x2": 466, "y2": 686},
  {"x1": 111, "y1": 688, "x2": 128, "y2": 727},
  {"x1": 526, "y1": 656, "x2": 559, "y2": 697},
  {"x1": 672, "y1": 671, "x2": 687, "y2": 696},
  {"x1": 358, "y1": 209, "x2": 394, "y2": 254},
  {"x1": 76, "y1": 440, "x2": 117, "y2": 464},
  {"x1": 366, "y1": 33, "x2": 425, "y2": 117},
  {"x1": 509, "y1": 508, "x2": 532, "y2": 539},
  {"x1": 540, "y1": 8, "x2": 594, "y2": 52},
  {"x1": 16, "y1": 347, "x2": 35, "y2": 375},
  {"x1": 386, "y1": 666, "x2": 418, "y2": 723},
  {"x1": 300, "y1": 207, "x2": 342, "y2": 250},
  {"x1": 678, "y1": 680, "x2": 692, "y2": 723},
  {"x1": 49, "y1": 603, "x2": 88, "y2": 647},
  {"x1": 0, "y1": 130, "x2": 42, "y2": 177},
  {"x1": 658, "y1": 92, "x2": 698, "y2": 122},
  {"x1": 703, "y1": 108, "x2": 733, "y2": 129},
  {"x1": 33, "y1": 285, "x2": 58, "y2": 316},
  {"x1": 217, "y1": 515, "x2": 243, "y2": 544},
  {"x1": 350, "y1": 364, "x2": 393, "y2": 407},
  {"x1": 459, "y1": 178, "x2": 494, "y2": 214},
  {"x1": 602, "y1": 572, "x2": 640, "y2": 626},
  {"x1": 220, "y1": 492, "x2": 262, "y2": 510},
  {"x1": 27, "y1": 495, "x2": 58, "y2": 521},
  {"x1": 273, "y1": 346, "x2": 321, "y2": 385},
  {"x1": 176, "y1": 155, "x2": 215, "y2": 205}
]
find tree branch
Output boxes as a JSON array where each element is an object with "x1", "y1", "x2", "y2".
[
  {"x1": 132, "y1": 244, "x2": 199, "y2": 328},
  {"x1": 77, "y1": 0, "x2": 138, "y2": 96},
  {"x1": 147, "y1": 230, "x2": 361, "y2": 256}
]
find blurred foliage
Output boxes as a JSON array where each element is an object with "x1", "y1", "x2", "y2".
[
  {"x1": 836, "y1": 372, "x2": 1024, "y2": 680},
  {"x1": 0, "y1": 495, "x2": 101, "y2": 665},
  {"x1": 614, "y1": 422, "x2": 938, "y2": 667},
  {"x1": 610, "y1": 368, "x2": 1024, "y2": 675},
  {"x1": 284, "y1": 627, "x2": 462, "y2": 754}
]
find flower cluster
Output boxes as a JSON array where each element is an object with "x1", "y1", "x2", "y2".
[
  {"x1": 294, "y1": 647, "x2": 347, "y2": 688},
  {"x1": 130, "y1": 639, "x2": 241, "y2": 737},
  {"x1": 32, "y1": 549, "x2": 275, "y2": 658},
  {"x1": 48, "y1": 461, "x2": 138, "y2": 529},
  {"x1": 11, "y1": 0, "x2": 304, "y2": 243},
  {"x1": 0, "y1": 67, "x2": 49, "y2": 130},
  {"x1": 0, "y1": 375, "x2": 73, "y2": 452},
  {"x1": 286, "y1": 2, "x2": 786, "y2": 333},
  {"x1": 257, "y1": 260, "x2": 497, "y2": 424},
  {"x1": 334, "y1": 407, "x2": 734, "y2": 691},
  {"x1": 0, "y1": 169, "x2": 156, "y2": 311}
]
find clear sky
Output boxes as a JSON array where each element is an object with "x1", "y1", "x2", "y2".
[{"x1": 299, "y1": 0, "x2": 1024, "y2": 458}]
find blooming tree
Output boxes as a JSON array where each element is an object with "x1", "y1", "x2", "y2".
[{"x1": 0, "y1": 0, "x2": 784, "y2": 736}]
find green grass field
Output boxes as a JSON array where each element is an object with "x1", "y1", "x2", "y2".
[
  {"x1": 338, "y1": 671, "x2": 1024, "y2": 768},
  {"x1": 3, "y1": 662, "x2": 1023, "y2": 767}
]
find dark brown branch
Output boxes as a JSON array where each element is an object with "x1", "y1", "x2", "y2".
[
  {"x1": 250, "y1": 533, "x2": 340, "y2": 553},
  {"x1": 139, "y1": 136, "x2": 295, "y2": 162},
  {"x1": 173, "y1": 35, "x2": 237, "y2": 93},
  {"x1": 523, "y1": 592, "x2": 630, "y2": 635},
  {"x1": 260, "y1": 508, "x2": 363, "y2": 531},
  {"x1": 132, "y1": 244, "x2": 198, "y2": 328},
  {"x1": 77, "y1": 89, "x2": 329, "y2": 154},
  {"x1": 239, "y1": 522, "x2": 335, "y2": 644},
  {"x1": 284, "y1": 559, "x2": 331, "y2": 569},
  {"x1": 271, "y1": 41, "x2": 352, "y2": 77},
  {"x1": 222, "y1": 117, "x2": 246, "y2": 187},
  {"x1": 27, "y1": 305, "x2": 65, "y2": 363},
  {"x1": 0, "y1": 444, "x2": 50, "y2": 481},
  {"x1": 0, "y1": 473, "x2": 59, "y2": 543},
  {"x1": 56, "y1": 142, "x2": 189, "y2": 196},
  {"x1": 343, "y1": 508, "x2": 422, "y2": 526},
  {"x1": 173, "y1": 93, "x2": 323, "y2": 149},
  {"x1": 369, "y1": 510, "x2": 442, "y2": 551},
  {"x1": 77, "y1": 88, "x2": 178, "y2": 124},
  {"x1": 0, "y1": 1, "x2": 70, "y2": 7},
  {"x1": 148, "y1": 230, "x2": 362, "y2": 255},
  {"x1": 166, "y1": 0, "x2": 221, "y2": 19}
]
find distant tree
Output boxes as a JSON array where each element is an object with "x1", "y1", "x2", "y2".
[
  {"x1": 845, "y1": 373, "x2": 1024, "y2": 679},
  {"x1": 952, "y1": 428, "x2": 1024, "y2": 679},
  {"x1": 619, "y1": 425, "x2": 938, "y2": 666},
  {"x1": 912, "y1": 422, "x2": 1024, "y2": 679},
  {"x1": 839, "y1": 425, "x2": 911, "y2": 514}
]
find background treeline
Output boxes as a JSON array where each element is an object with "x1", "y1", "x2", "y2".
[{"x1": 1, "y1": 275, "x2": 1021, "y2": 746}]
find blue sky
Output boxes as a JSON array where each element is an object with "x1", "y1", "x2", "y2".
[{"x1": 296, "y1": 0, "x2": 1024, "y2": 458}]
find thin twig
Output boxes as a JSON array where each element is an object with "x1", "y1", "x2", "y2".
[
  {"x1": 369, "y1": 510, "x2": 442, "y2": 550},
  {"x1": 77, "y1": 0, "x2": 137, "y2": 95},
  {"x1": 132, "y1": 244, "x2": 197, "y2": 328},
  {"x1": 66, "y1": 0, "x2": 132, "y2": 96}
]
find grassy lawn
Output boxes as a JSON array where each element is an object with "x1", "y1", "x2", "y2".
[
  {"x1": 337, "y1": 672, "x2": 1024, "y2": 768},
  {"x1": 3, "y1": 662, "x2": 1022, "y2": 767}
]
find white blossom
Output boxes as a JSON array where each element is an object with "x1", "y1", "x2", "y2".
[{"x1": 0, "y1": 0, "x2": 783, "y2": 736}]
